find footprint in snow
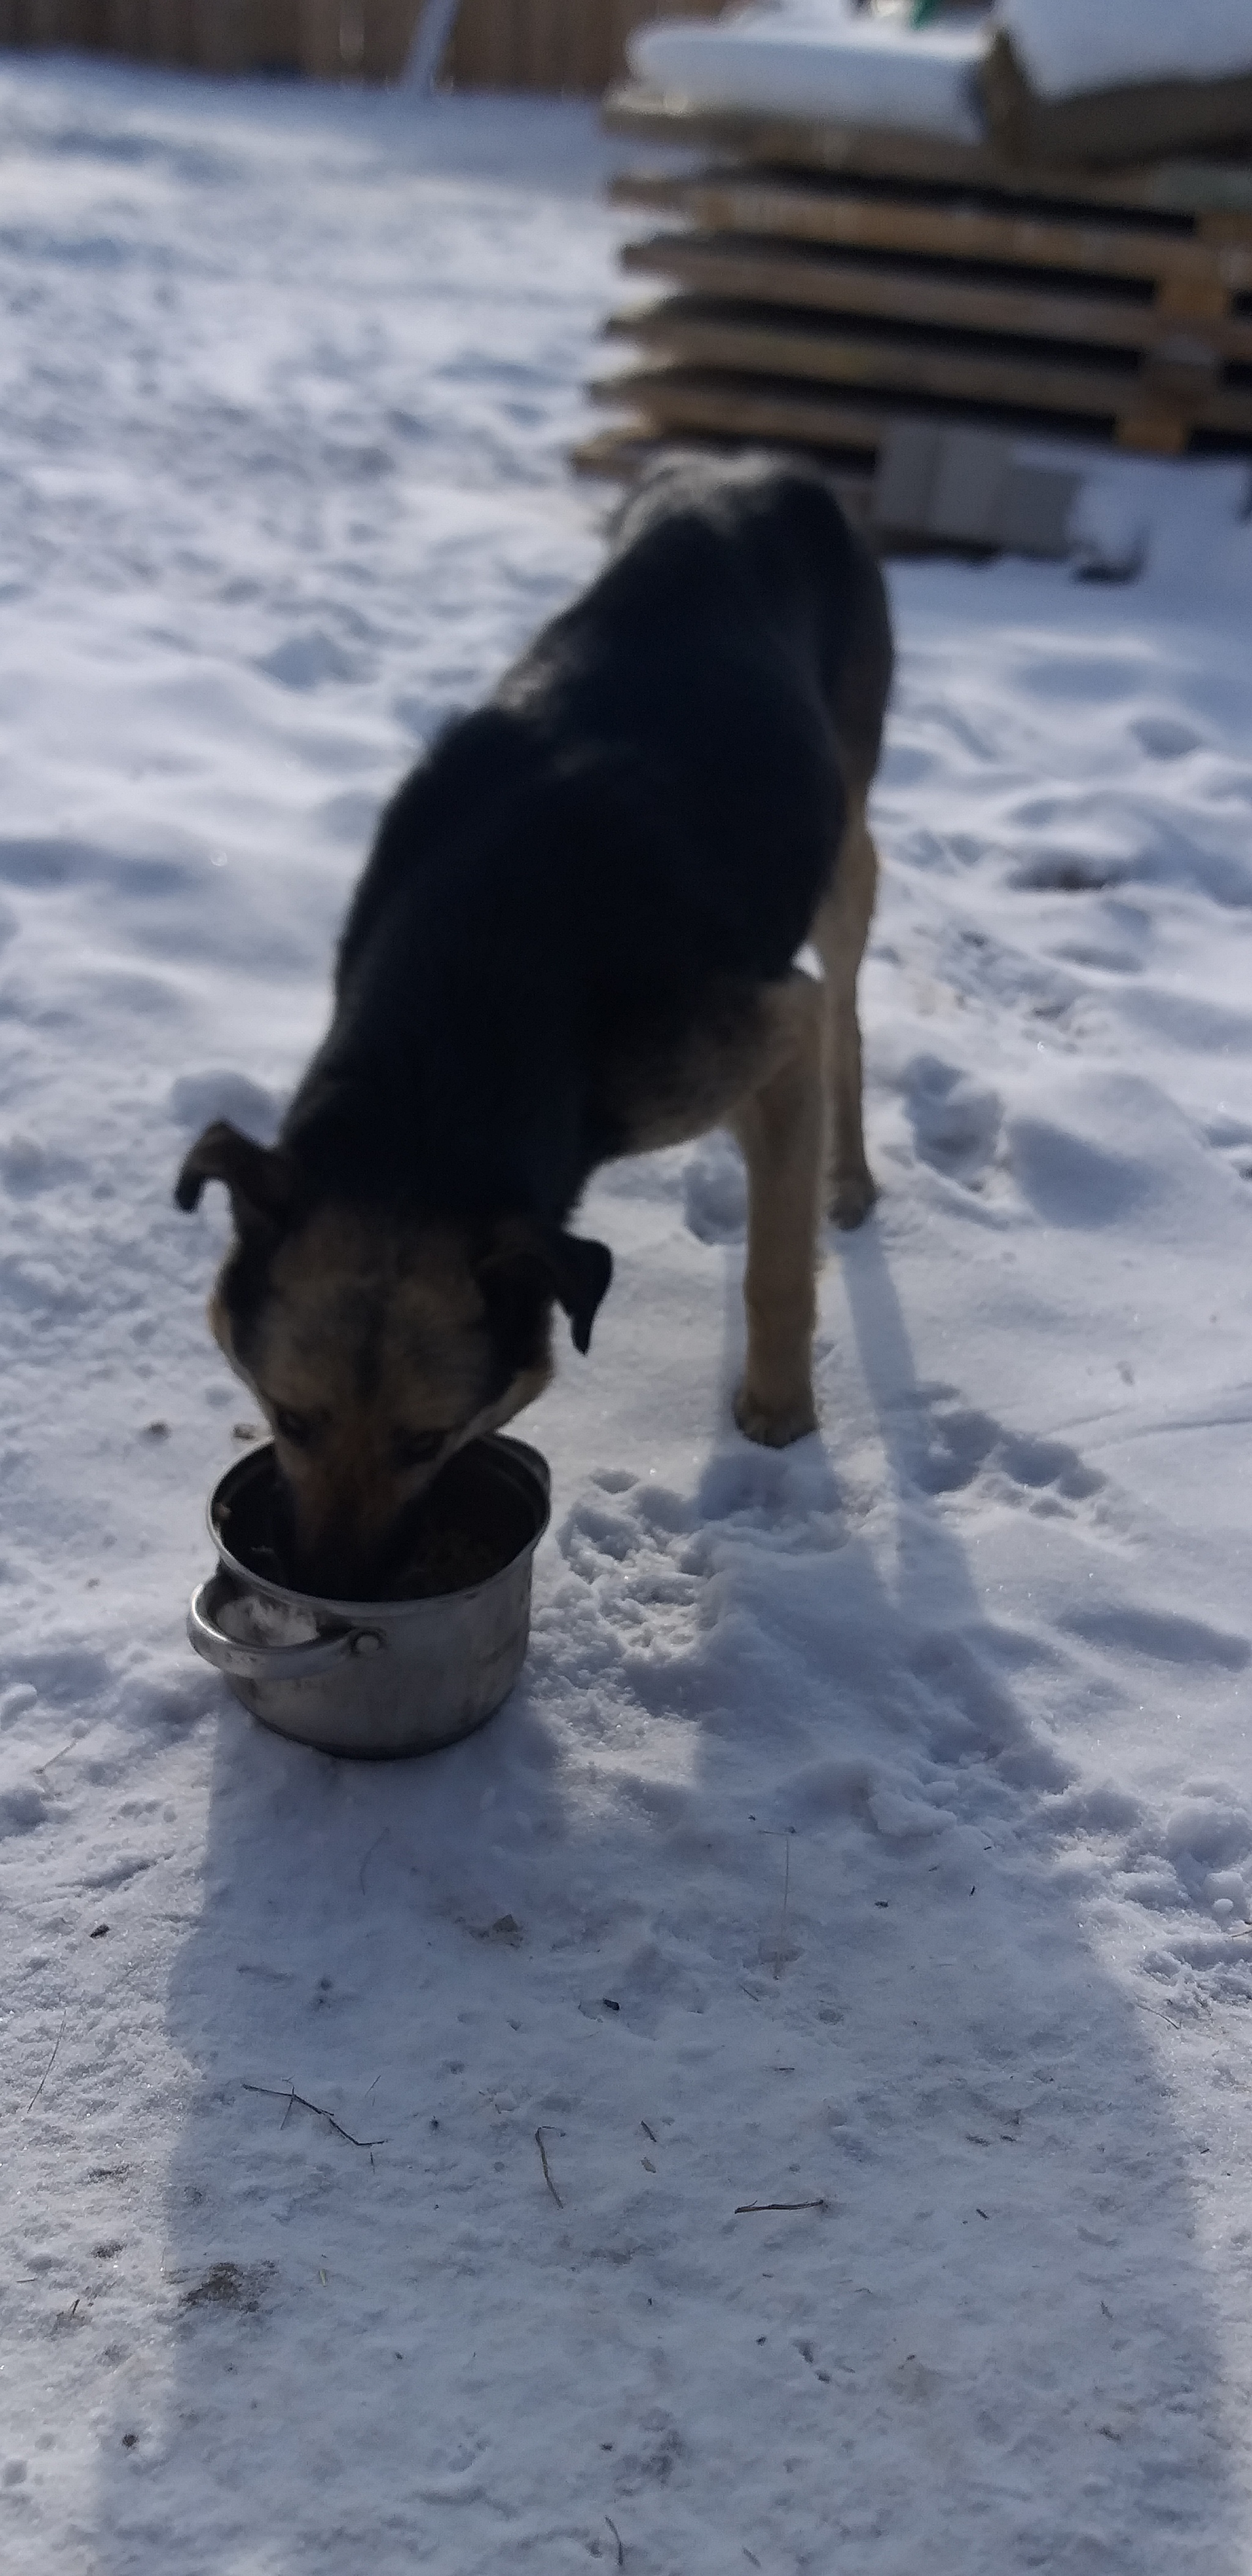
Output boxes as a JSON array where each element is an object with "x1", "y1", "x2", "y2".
[
  {"x1": 902, "y1": 1054, "x2": 1001, "y2": 1187},
  {"x1": 543, "y1": 1452, "x2": 846, "y2": 1716},
  {"x1": 256, "y1": 630, "x2": 362, "y2": 691},
  {"x1": 1009, "y1": 851, "x2": 1125, "y2": 895},
  {"x1": 1130, "y1": 712, "x2": 1204, "y2": 761},
  {"x1": 1201, "y1": 1110, "x2": 1252, "y2": 1187},
  {"x1": 900, "y1": 1385, "x2": 1103, "y2": 1522}
]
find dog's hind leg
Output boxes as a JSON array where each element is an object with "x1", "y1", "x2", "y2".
[
  {"x1": 812, "y1": 793, "x2": 879, "y2": 1230},
  {"x1": 730, "y1": 972, "x2": 827, "y2": 1448}
]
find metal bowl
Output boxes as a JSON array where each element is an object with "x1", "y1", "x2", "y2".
[{"x1": 187, "y1": 1433, "x2": 551, "y2": 1760}]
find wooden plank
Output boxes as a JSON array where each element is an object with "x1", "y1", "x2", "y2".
[
  {"x1": 194, "y1": 0, "x2": 257, "y2": 70},
  {"x1": 363, "y1": 0, "x2": 421, "y2": 79},
  {"x1": 592, "y1": 360, "x2": 1196, "y2": 474},
  {"x1": 591, "y1": 364, "x2": 894, "y2": 455},
  {"x1": 446, "y1": 0, "x2": 517, "y2": 84},
  {"x1": 606, "y1": 297, "x2": 1252, "y2": 438},
  {"x1": 611, "y1": 170, "x2": 1252, "y2": 296},
  {"x1": 0, "y1": 0, "x2": 407, "y2": 64},
  {"x1": 521, "y1": 0, "x2": 562, "y2": 92},
  {"x1": 1114, "y1": 410, "x2": 1190, "y2": 456},
  {"x1": 148, "y1": 0, "x2": 196, "y2": 59},
  {"x1": 100, "y1": 0, "x2": 149, "y2": 55},
  {"x1": 603, "y1": 83, "x2": 1252, "y2": 224},
  {"x1": 298, "y1": 0, "x2": 344, "y2": 76},
  {"x1": 23, "y1": 0, "x2": 75, "y2": 39},
  {"x1": 445, "y1": 1, "x2": 721, "y2": 95},
  {"x1": 620, "y1": 230, "x2": 1252, "y2": 365}
]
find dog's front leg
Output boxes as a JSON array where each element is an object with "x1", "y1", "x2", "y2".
[
  {"x1": 814, "y1": 797, "x2": 879, "y2": 1230},
  {"x1": 731, "y1": 976, "x2": 827, "y2": 1447}
]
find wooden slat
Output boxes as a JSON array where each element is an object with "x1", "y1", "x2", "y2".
[
  {"x1": 444, "y1": 1, "x2": 721, "y2": 95},
  {"x1": 592, "y1": 364, "x2": 895, "y2": 455},
  {"x1": 612, "y1": 170, "x2": 1252, "y2": 296},
  {"x1": 147, "y1": 0, "x2": 193, "y2": 61},
  {"x1": 620, "y1": 231, "x2": 1252, "y2": 364},
  {"x1": 0, "y1": 0, "x2": 411, "y2": 62},
  {"x1": 603, "y1": 83, "x2": 1252, "y2": 226},
  {"x1": 593, "y1": 360, "x2": 1189, "y2": 476},
  {"x1": 606, "y1": 297, "x2": 1252, "y2": 437},
  {"x1": 298, "y1": 0, "x2": 344, "y2": 76},
  {"x1": 361, "y1": 0, "x2": 421, "y2": 79}
]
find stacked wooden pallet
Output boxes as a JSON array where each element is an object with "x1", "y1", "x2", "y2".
[{"x1": 584, "y1": 85, "x2": 1252, "y2": 500}]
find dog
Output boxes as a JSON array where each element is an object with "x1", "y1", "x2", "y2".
[{"x1": 177, "y1": 457, "x2": 893, "y2": 1594}]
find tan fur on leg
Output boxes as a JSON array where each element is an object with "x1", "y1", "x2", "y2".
[
  {"x1": 731, "y1": 973, "x2": 827, "y2": 1447},
  {"x1": 812, "y1": 795, "x2": 880, "y2": 1230}
]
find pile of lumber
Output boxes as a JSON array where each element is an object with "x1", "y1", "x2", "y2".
[{"x1": 584, "y1": 84, "x2": 1252, "y2": 512}]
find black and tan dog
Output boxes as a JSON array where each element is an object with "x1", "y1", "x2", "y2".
[{"x1": 177, "y1": 458, "x2": 892, "y2": 1593}]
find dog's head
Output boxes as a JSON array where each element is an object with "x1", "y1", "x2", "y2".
[{"x1": 175, "y1": 1119, "x2": 610, "y2": 1596}]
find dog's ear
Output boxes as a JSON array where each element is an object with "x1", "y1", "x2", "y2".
[
  {"x1": 479, "y1": 1220, "x2": 613, "y2": 1356},
  {"x1": 540, "y1": 1227, "x2": 613, "y2": 1354},
  {"x1": 174, "y1": 1121, "x2": 295, "y2": 1232}
]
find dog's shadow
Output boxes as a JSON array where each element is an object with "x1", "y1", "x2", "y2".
[{"x1": 94, "y1": 1211, "x2": 1237, "y2": 2572}]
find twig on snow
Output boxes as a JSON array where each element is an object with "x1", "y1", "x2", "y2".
[
  {"x1": 605, "y1": 2515, "x2": 624, "y2": 2567},
  {"x1": 241, "y1": 2083, "x2": 384, "y2": 2150},
  {"x1": 358, "y1": 1829, "x2": 388, "y2": 1894},
  {"x1": 34, "y1": 1728, "x2": 92, "y2": 1777},
  {"x1": 26, "y1": 2007, "x2": 67, "y2": 2111},
  {"x1": 734, "y1": 2198, "x2": 827, "y2": 2216},
  {"x1": 535, "y1": 2127, "x2": 562, "y2": 2207}
]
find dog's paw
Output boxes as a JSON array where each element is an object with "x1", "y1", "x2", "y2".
[
  {"x1": 734, "y1": 1383, "x2": 818, "y2": 1449},
  {"x1": 829, "y1": 1167, "x2": 877, "y2": 1231}
]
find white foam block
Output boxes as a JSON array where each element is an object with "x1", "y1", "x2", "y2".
[{"x1": 628, "y1": 8, "x2": 986, "y2": 142}]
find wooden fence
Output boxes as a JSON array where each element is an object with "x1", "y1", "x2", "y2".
[
  {"x1": 447, "y1": 0, "x2": 721, "y2": 94},
  {"x1": 0, "y1": 0, "x2": 720, "y2": 83}
]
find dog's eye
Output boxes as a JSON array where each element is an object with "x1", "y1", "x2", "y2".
[
  {"x1": 272, "y1": 1404, "x2": 314, "y2": 1449},
  {"x1": 391, "y1": 1427, "x2": 447, "y2": 1471}
]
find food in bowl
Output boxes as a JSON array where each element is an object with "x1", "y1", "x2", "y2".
[{"x1": 219, "y1": 1439, "x2": 537, "y2": 1605}]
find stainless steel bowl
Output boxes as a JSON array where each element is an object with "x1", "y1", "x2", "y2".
[{"x1": 187, "y1": 1433, "x2": 551, "y2": 1759}]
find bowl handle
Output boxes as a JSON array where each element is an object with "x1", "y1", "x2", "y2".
[{"x1": 187, "y1": 1576, "x2": 386, "y2": 1683}]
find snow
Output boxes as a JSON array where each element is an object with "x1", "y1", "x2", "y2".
[
  {"x1": 628, "y1": 7, "x2": 985, "y2": 141},
  {"x1": 999, "y1": 0, "x2": 1252, "y2": 101},
  {"x1": 4, "y1": 54, "x2": 1252, "y2": 2576}
]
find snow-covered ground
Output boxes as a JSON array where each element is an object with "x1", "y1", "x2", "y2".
[{"x1": 3, "y1": 57, "x2": 1252, "y2": 2576}]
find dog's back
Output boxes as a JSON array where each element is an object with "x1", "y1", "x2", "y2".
[
  {"x1": 600, "y1": 452, "x2": 891, "y2": 799},
  {"x1": 290, "y1": 459, "x2": 891, "y2": 1222}
]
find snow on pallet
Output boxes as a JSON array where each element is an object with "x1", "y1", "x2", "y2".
[{"x1": 584, "y1": 83, "x2": 1252, "y2": 492}]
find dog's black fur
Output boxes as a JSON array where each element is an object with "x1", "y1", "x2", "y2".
[
  {"x1": 179, "y1": 457, "x2": 892, "y2": 1588},
  {"x1": 286, "y1": 457, "x2": 889, "y2": 1225}
]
